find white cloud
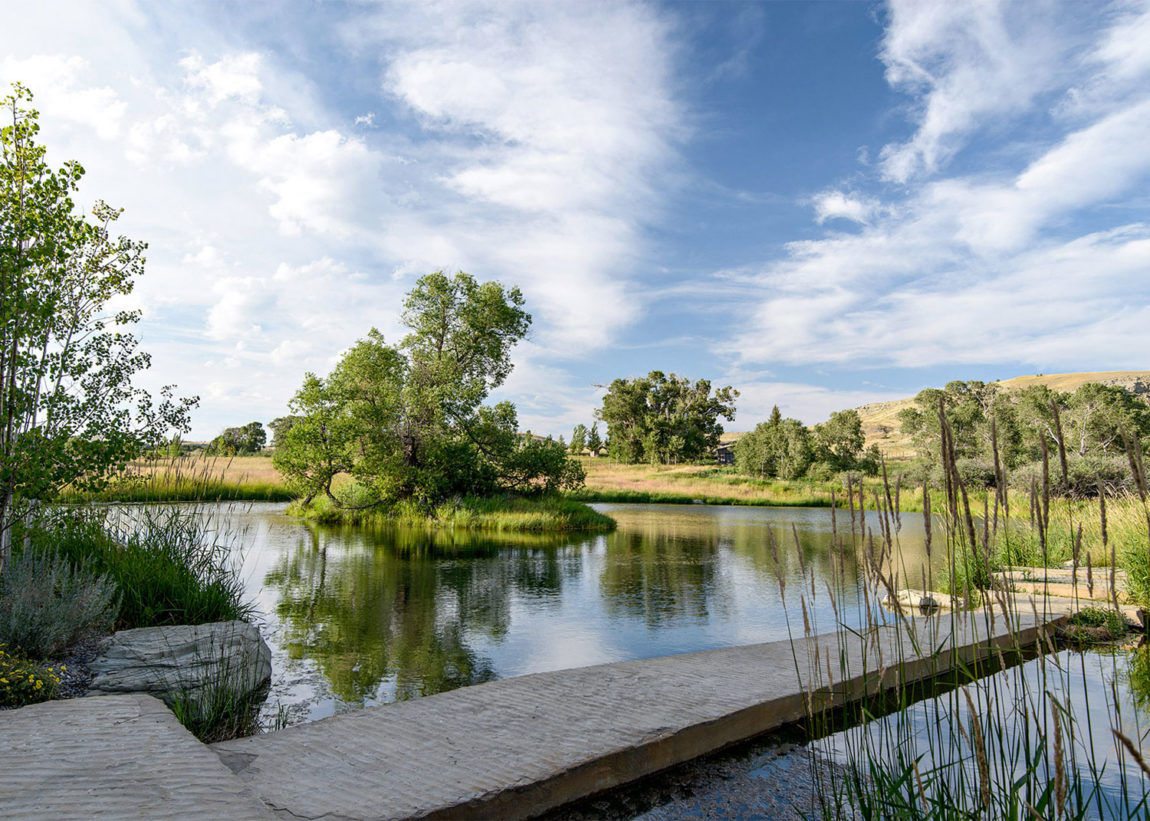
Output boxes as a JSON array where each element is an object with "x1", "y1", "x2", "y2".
[
  {"x1": 180, "y1": 52, "x2": 263, "y2": 105},
  {"x1": 812, "y1": 190, "x2": 879, "y2": 225},
  {"x1": 725, "y1": 0, "x2": 1150, "y2": 374},
  {"x1": 878, "y1": 0, "x2": 1076, "y2": 182},
  {"x1": 369, "y1": 0, "x2": 680, "y2": 351},
  {"x1": 0, "y1": 55, "x2": 126, "y2": 139},
  {"x1": 732, "y1": 381, "x2": 907, "y2": 427}
]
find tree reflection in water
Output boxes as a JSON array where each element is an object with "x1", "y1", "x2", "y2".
[
  {"x1": 264, "y1": 524, "x2": 589, "y2": 703},
  {"x1": 260, "y1": 504, "x2": 923, "y2": 710}
]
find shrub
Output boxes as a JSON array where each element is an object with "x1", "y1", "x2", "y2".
[
  {"x1": 0, "y1": 645, "x2": 62, "y2": 707},
  {"x1": 0, "y1": 547, "x2": 118, "y2": 657},
  {"x1": 29, "y1": 507, "x2": 252, "y2": 630},
  {"x1": 1011, "y1": 454, "x2": 1135, "y2": 498},
  {"x1": 1067, "y1": 606, "x2": 1127, "y2": 637}
]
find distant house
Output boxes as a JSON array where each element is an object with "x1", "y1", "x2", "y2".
[{"x1": 715, "y1": 444, "x2": 734, "y2": 466}]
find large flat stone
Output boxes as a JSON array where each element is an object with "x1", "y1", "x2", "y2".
[
  {"x1": 214, "y1": 612, "x2": 1056, "y2": 821},
  {"x1": 0, "y1": 693, "x2": 273, "y2": 820},
  {"x1": 87, "y1": 620, "x2": 271, "y2": 711}
]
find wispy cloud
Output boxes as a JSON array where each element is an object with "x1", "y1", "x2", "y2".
[{"x1": 724, "y1": 0, "x2": 1150, "y2": 375}]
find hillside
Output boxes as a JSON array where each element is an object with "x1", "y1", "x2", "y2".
[{"x1": 854, "y1": 370, "x2": 1150, "y2": 458}]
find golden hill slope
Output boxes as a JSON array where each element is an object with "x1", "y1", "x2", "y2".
[{"x1": 854, "y1": 370, "x2": 1150, "y2": 458}]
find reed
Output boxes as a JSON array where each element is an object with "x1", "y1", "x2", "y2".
[
  {"x1": 773, "y1": 406, "x2": 1150, "y2": 818},
  {"x1": 56, "y1": 454, "x2": 294, "y2": 503}
]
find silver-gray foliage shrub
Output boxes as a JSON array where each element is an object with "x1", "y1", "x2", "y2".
[{"x1": 0, "y1": 548, "x2": 119, "y2": 658}]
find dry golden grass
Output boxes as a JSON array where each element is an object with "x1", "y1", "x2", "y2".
[
  {"x1": 577, "y1": 458, "x2": 841, "y2": 506},
  {"x1": 139, "y1": 454, "x2": 284, "y2": 486},
  {"x1": 58, "y1": 453, "x2": 292, "y2": 502}
]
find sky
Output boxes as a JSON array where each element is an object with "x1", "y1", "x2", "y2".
[{"x1": 2, "y1": 0, "x2": 1148, "y2": 440}]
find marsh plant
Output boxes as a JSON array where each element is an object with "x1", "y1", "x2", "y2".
[
  {"x1": 774, "y1": 403, "x2": 1150, "y2": 819},
  {"x1": 25, "y1": 505, "x2": 253, "y2": 629}
]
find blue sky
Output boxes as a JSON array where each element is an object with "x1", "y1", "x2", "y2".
[{"x1": 2, "y1": 0, "x2": 1148, "y2": 439}]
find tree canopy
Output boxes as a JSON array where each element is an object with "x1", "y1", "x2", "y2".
[
  {"x1": 0, "y1": 84, "x2": 195, "y2": 573},
  {"x1": 208, "y1": 422, "x2": 267, "y2": 455},
  {"x1": 596, "y1": 371, "x2": 737, "y2": 464},
  {"x1": 273, "y1": 272, "x2": 584, "y2": 508}
]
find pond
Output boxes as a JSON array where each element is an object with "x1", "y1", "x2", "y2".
[{"x1": 224, "y1": 502, "x2": 936, "y2": 725}]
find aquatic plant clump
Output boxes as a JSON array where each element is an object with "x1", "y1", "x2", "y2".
[
  {"x1": 290, "y1": 492, "x2": 615, "y2": 532},
  {"x1": 29, "y1": 506, "x2": 254, "y2": 630}
]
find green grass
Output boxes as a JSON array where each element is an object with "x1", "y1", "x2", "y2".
[
  {"x1": 29, "y1": 507, "x2": 254, "y2": 630},
  {"x1": 288, "y1": 493, "x2": 616, "y2": 532}
]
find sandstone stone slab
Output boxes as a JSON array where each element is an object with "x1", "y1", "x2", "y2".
[
  {"x1": 88, "y1": 620, "x2": 271, "y2": 711},
  {"x1": 0, "y1": 693, "x2": 273, "y2": 819},
  {"x1": 215, "y1": 612, "x2": 1056, "y2": 821}
]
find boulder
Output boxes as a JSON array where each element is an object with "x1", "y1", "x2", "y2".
[{"x1": 87, "y1": 621, "x2": 271, "y2": 712}]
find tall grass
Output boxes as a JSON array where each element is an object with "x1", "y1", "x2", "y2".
[
  {"x1": 26, "y1": 506, "x2": 254, "y2": 629},
  {"x1": 773, "y1": 405, "x2": 1150, "y2": 818},
  {"x1": 56, "y1": 454, "x2": 294, "y2": 503}
]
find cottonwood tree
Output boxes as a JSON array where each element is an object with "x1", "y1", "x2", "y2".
[
  {"x1": 0, "y1": 85, "x2": 195, "y2": 573},
  {"x1": 274, "y1": 272, "x2": 584, "y2": 507},
  {"x1": 734, "y1": 406, "x2": 815, "y2": 480},
  {"x1": 596, "y1": 371, "x2": 737, "y2": 464},
  {"x1": 209, "y1": 421, "x2": 267, "y2": 455}
]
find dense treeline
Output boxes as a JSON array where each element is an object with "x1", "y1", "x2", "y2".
[
  {"x1": 898, "y1": 380, "x2": 1150, "y2": 495},
  {"x1": 734, "y1": 407, "x2": 879, "y2": 481},
  {"x1": 595, "y1": 371, "x2": 737, "y2": 464}
]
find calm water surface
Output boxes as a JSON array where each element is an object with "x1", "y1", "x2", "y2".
[{"x1": 223, "y1": 502, "x2": 934, "y2": 724}]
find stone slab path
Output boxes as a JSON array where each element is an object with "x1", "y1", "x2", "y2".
[
  {"x1": 214, "y1": 612, "x2": 1054, "y2": 821},
  {"x1": 0, "y1": 693, "x2": 273, "y2": 820}
]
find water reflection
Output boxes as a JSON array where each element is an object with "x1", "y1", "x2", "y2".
[{"x1": 235, "y1": 502, "x2": 934, "y2": 723}]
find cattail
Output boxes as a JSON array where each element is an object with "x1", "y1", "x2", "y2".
[
  {"x1": 1053, "y1": 705, "x2": 1066, "y2": 819},
  {"x1": 923, "y1": 482, "x2": 932, "y2": 558},
  {"x1": 1114, "y1": 729, "x2": 1150, "y2": 779},
  {"x1": 1086, "y1": 551, "x2": 1094, "y2": 600},
  {"x1": 894, "y1": 473, "x2": 902, "y2": 532},
  {"x1": 846, "y1": 473, "x2": 856, "y2": 536},
  {"x1": 767, "y1": 527, "x2": 785, "y2": 597},
  {"x1": 912, "y1": 758, "x2": 928, "y2": 813},
  {"x1": 792, "y1": 523, "x2": 807, "y2": 579},
  {"x1": 1072, "y1": 523, "x2": 1082, "y2": 594},
  {"x1": 1124, "y1": 428, "x2": 1149, "y2": 502},
  {"x1": 1040, "y1": 436, "x2": 1051, "y2": 534},
  {"x1": 964, "y1": 689, "x2": 991, "y2": 811},
  {"x1": 830, "y1": 488, "x2": 837, "y2": 543},
  {"x1": 1050, "y1": 399, "x2": 1069, "y2": 488}
]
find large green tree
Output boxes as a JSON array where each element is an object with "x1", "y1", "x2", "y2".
[
  {"x1": 209, "y1": 421, "x2": 267, "y2": 455},
  {"x1": 812, "y1": 409, "x2": 867, "y2": 471},
  {"x1": 274, "y1": 272, "x2": 583, "y2": 507},
  {"x1": 596, "y1": 371, "x2": 738, "y2": 464},
  {"x1": 734, "y1": 406, "x2": 814, "y2": 480},
  {"x1": 0, "y1": 85, "x2": 195, "y2": 573}
]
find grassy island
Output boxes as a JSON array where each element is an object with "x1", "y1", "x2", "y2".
[{"x1": 287, "y1": 494, "x2": 616, "y2": 532}]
